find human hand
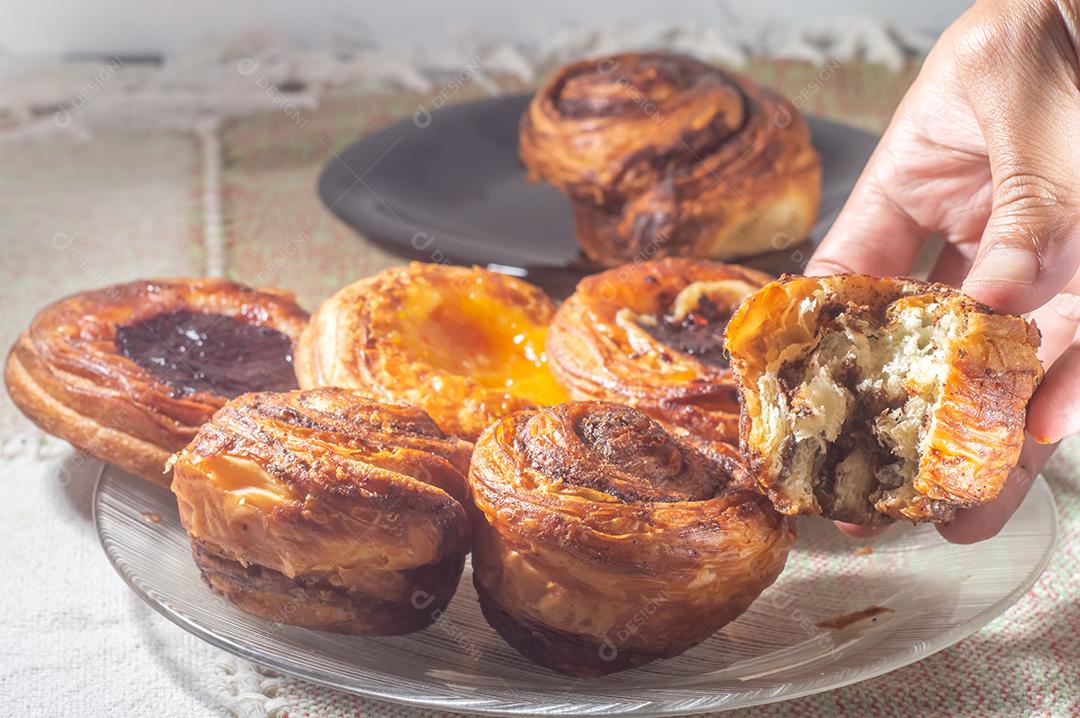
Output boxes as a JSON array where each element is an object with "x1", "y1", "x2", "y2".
[{"x1": 805, "y1": 0, "x2": 1080, "y2": 543}]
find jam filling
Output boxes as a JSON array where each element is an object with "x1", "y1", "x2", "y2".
[
  {"x1": 116, "y1": 310, "x2": 297, "y2": 398},
  {"x1": 643, "y1": 295, "x2": 732, "y2": 368}
]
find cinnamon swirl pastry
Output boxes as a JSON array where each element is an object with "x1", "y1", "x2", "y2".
[
  {"x1": 520, "y1": 51, "x2": 821, "y2": 265},
  {"x1": 5, "y1": 279, "x2": 307, "y2": 485},
  {"x1": 468, "y1": 401, "x2": 794, "y2": 676},
  {"x1": 295, "y1": 263, "x2": 568, "y2": 441},
  {"x1": 547, "y1": 258, "x2": 769, "y2": 445},
  {"x1": 170, "y1": 388, "x2": 473, "y2": 635},
  {"x1": 725, "y1": 275, "x2": 1043, "y2": 525}
]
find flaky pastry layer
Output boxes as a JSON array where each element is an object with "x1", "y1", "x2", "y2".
[
  {"x1": 547, "y1": 258, "x2": 769, "y2": 445},
  {"x1": 520, "y1": 52, "x2": 821, "y2": 265},
  {"x1": 170, "y1": 387, "x2": 473, "y2": 635},
  {"x1": 725, "y1": 274, "x2": 1043, "y2": 524},
  {"x1": 467, "y1": 401, "x2": 793, "y2": 676}
]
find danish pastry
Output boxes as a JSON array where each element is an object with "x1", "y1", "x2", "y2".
[
  {"x1": 520, "y1": 51, "x2": 821, "y2": 265},
  {"x1": 467, "y1": 401, "x2": 794, "y2": 676},
  {"x1": 170, "y1": 388, "x2": 473, "y2": 635},
  {"x1": 546, "y1": 258, "x2": 769, "y2": 445},
  {"x1": 295, "y1": 263, "x2": 568, "y2": 441},
  {"x1": 724, "y1": 274, "x2": 1043, "y2": 524},
  {"x1": 5, "y1": 279, "x2": 307, "y2": 485}
]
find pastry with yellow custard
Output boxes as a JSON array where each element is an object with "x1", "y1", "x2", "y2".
[
  {"x1": 295, "y1": 262, "x2": 567, "y2": 440},
  {"x1": 170, "y1": 387, "x2": 473, "y2": 635}
]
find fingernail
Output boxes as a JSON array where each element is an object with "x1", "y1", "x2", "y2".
[{"x1": 965, "y1": 247, "x2": 1040, "y2": 287}]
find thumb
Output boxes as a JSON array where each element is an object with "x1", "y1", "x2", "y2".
[
  {"x1": 962, "y1": 163, "x2": 1080, "y2": 315},
  {"x1": 957, "y1": 5, "x2": 1080, "y2": 314}
]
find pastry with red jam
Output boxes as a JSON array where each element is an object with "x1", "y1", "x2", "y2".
[{"x1": 5, "y1": 278, "x2": 308, "y2": 485}]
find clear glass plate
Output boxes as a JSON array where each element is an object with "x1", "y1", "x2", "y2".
[{"x1": 94, "y1": 463, "x2": 1057, "y2": 716}]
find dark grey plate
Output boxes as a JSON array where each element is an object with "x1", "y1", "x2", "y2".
[{"x1": 318, "y1": 93, "x2": 877, "y2": 296}]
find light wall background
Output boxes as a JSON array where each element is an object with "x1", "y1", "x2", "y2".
[{"x1": 1, "y1": 0, "x2": 971, "y2": 56}]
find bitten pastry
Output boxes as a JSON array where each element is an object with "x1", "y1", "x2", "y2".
[
  {"x1": 295, "y1": 262, "x2": 568, "y2": 441},
  {"x1": 547, "y1": 258, "x2": 770, "y2": 445},
  {"x1": 724, "y1": 275, "x2": 1043, "y2": 525},
  {"x1": 520, "y1": 51, "x2": 821, "y2": 266},
  {"x1": 170, "y1": 388, "x2": 473, "y2": 635},
  {"x1": 5, "y1": 279, "x2": 308, "y2": 485},
  {"x1": 468, "y1": 401, "x2": 794, "y2": 676}
]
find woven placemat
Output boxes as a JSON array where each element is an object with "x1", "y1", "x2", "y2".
[
  {"x1": 214, "y1": 58, "x2": 1078, "y2": 717},
  {"x1": 0, "y1": 129, "x2": 204, "y2": 438}
]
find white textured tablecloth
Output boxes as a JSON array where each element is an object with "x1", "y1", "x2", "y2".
[
  {"x1": 0, "y1": 128, "x2": 281, "y2": 717},
  {"x1": 1, "y1": 439, "x2": 288, "y2": 717}
]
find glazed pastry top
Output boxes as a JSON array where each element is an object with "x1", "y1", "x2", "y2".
[
  {"x1": 467, "y1": 400, "x2": 795, "y2": 662},
  {"x1": 11, "y1": 278, "x2": 309, "y2": 446},
  {"x1": 546, "y1": 258, "x2": 770, "y2": 444},
  {"x1": 520, "y1": 52, "x2": 822, "y2": 263}
]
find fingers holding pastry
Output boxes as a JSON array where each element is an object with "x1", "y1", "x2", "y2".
[
  {"x1": 1024, "y1": 287, "x2": 1080, "y2": 445},
  {"x1": 809, "y1": 0, "x2": 1080, "y2": 313},
  {"x1": 467, "y1": 401, "x2": 794, "y2": 676},
  {"x1": 547, "y1": 258, "x2": 769, "y2": 445},
  {"x1": 949, "y1": 0, "x2": 1080, "y2": 316},
  {"x1": 521, "y1": 51, "x2": 821, "y2": 265},
  {"x1": 1027, "y1": 340, "x2": 1080, "y2": 445},
  {"x1": 295, "y1": 263, "x2": 567, "y2": 441},
  {"x1": 170, "y1": 387, "x2": 473, "y2": 635},
  {"x1": 4, "y1": 278, "x2": 308, "y2": 484}
]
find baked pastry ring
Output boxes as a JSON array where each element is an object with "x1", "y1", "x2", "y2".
[
  {"x1": 547, "y1": 258, "x2": 770, "y2": 445},
  {"x1": 170, "y1": 387, "x2": 473, "y2": 635},
  {"x1": 520, "y1": 51, "x2": 821, "y2": 266},
  {"x1": 5, "y1": 278, "x2": 308, "y2": 485},
  {"x1": 295, "y1": 262, "x2": 568, "y2": 441},
  {"x1": 724, "y1": 274, "x2": 1043, "y2": 525},
  {"x1": 468, "y1": 401, "x2": 794, "y2": 676}
]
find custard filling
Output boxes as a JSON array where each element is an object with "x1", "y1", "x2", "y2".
[
  {"x1": 390, "y1": 280, "x2": 568, "y2": 406},
  {"x1": 195, "y1": 454, "x2": 292, "y2": 511}
]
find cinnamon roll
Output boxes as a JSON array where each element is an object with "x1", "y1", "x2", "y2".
[
  {"x1": 295, "y1": 263, "x2": 568, "y2": 441},
  {"x1": 170, "y1": 388, "x2": 473, "y2": 635},
  {"x1": 725, "y1": 275, "x2": 1043, "y2": 525},
  {"x1": 5, "y1": 279, "x2": 307, "y2": 485},
  {"x1": 468, "y1": 401, "x2": 794, "y2": 676},
  {"x1": 520, "y1": 51, "x2": 821, "y2": 266},
  {"x1": 547, "y1": 258, "x2": 769, "y2": 445}
]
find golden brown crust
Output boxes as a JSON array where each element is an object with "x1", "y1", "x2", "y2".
[
  {"x1": 547, "y1": 258, "x2": 771, "y2": 445},
  {"x1": 467, "y1": 401, "x2": 794, "y2": 676},
  {"x1": 295, "y1": 263, "x2": 568, "y2": 441},
  {"x1": 170, "y1": 387, "x2": 473, "y2": 635},
  {"x1": 725, "y1": 274, "x2": 1043, "y2": 523},
  {"x1": 520, "y1": 51, "x2": 821, "y2": 266},
  {"x1": 4, "y1": 279, "x2": 308, "y2": 485}
]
